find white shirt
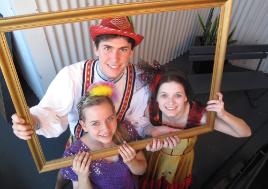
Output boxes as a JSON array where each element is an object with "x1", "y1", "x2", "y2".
[{"x1": 30, "y1": 60, "x2": 149, "y2": 138}]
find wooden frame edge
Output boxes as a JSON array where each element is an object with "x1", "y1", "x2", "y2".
[
  {"x1": 0, "y1": 0, "x2": 226, "y2": 32},
  {"x1": 207, "y1": 0, "x2": 232, "y2": 129},
  {"x1": 0, "y1": 0, "x2": 231, "y2": 173}
]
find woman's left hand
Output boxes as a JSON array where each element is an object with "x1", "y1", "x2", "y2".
[
  {"x1": 119, "y1": 141, "x2": 136, "y2": 164},
  {"x1": 206, "y1": 92, "x2": 225, "y2": 118},
  {"x1": 145, "y1": 136, "x2": 180, "y2": 152},
  {"x1": 163, "y1": 136, "x2": 180, "y2": 149},
  {"x1": 145, "y1": 138, "x2": 163, "y2": 152}
]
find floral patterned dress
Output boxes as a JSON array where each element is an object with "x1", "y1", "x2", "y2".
[{"x1": 141, "y1": 101, "x2": 205, "y2": 189}]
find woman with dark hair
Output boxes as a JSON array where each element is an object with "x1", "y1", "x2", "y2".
[{"x1": 141, "y1": 71, "x2": 251, "y2": 189}]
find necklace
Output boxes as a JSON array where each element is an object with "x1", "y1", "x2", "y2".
[{"x1": 96, "y1": 60, "x2": 125, "y2": 83}]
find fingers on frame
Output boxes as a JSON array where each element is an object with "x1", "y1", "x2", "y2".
[
  {"x1": 81, "y1": 153, "x2": 91, "y2": 169},
  {"x1": 13, "y1": 130, "x2": 32, "y2": 140},
  {"x1": 11, "y1": 114, "x2": 25, "y2": 124},
  {"x1": 120, "y1": 144, "x2": 135, "y2": 159}
]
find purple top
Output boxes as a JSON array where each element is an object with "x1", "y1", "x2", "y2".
[{"x1": 60, "y1": 121, "x2": 139, "y2": 189}]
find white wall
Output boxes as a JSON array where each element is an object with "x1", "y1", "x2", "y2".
[
  {"x1": 9, "y1": 0, "x2": 209, "y2": 98},
  {"x1": 230, "y1": 0, "x2": 268, "y2": 72},
  {"x1": 1, "y1": 0, "x2": 45, "y2": 99}
]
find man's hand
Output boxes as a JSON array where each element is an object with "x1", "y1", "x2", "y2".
[{"x1": 11, "y1": 114, "x2": 34, "y2": 140}]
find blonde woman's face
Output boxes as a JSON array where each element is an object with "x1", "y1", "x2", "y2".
[
  {"x1": 80, "y1": 101, "x2": 117, "y2": 144},
  {"x1": 156, "y1": 81, "x2": 188, "y2": 118}
]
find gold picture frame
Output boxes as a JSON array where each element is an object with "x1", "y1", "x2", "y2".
[{"x1": 0, "y1": 0, "x2": 232, "y2": 173}]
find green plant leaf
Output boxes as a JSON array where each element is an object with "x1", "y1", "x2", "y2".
[
  {"x1": 228, "y1": 25, "x2": 237, "y2": 44},
  {"x1": 203, "y1": 8, "x2": 214, "y2": 45},
  {"x1": 197, "y1": 13, "x2": 206, "y2": 32},
  {"x1": 210, "y1": 16, "x2": 219, "y2": 45},
  {"x1": 205, "y1": 8, "x2": 214, "y2": 29},
  {"x1": 205, "y1": 35, "x2": 210, "y2": 45},
  {"x1": 228, "y1": 40, "x2": 237, "y2": 45},
  {"x1": 196, "y1": 7, "x2": 237, "y2": 46}
]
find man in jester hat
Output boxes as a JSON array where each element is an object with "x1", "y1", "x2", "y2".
[{"x1": 12, "y1": 16, "x2": 148, "y2": 139}]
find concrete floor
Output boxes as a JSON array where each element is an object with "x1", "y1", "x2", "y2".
[{"x1": 192, "y1": 90, "x2": 268, "y2": 189}]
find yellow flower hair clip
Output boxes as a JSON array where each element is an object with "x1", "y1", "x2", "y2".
[{"x1": 88, "y1": 82, "x2": 115, "y2": 98}]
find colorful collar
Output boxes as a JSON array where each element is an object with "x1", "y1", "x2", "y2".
[{"x1": 96, "y1": 60, "x2": 125, "y2": 84}]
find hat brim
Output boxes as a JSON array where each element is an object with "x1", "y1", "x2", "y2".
[{"x1": 90, "y1": 25, "x2": 144, "y2": 47}]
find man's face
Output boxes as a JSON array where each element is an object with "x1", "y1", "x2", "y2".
[{"x1": 94, "y1": 37, "x2": 134, "y2": 79}]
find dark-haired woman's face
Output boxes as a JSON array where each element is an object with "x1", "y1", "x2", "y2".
[{"x1": 156, "y1": 81, "x2": 188, "y2": 118}]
